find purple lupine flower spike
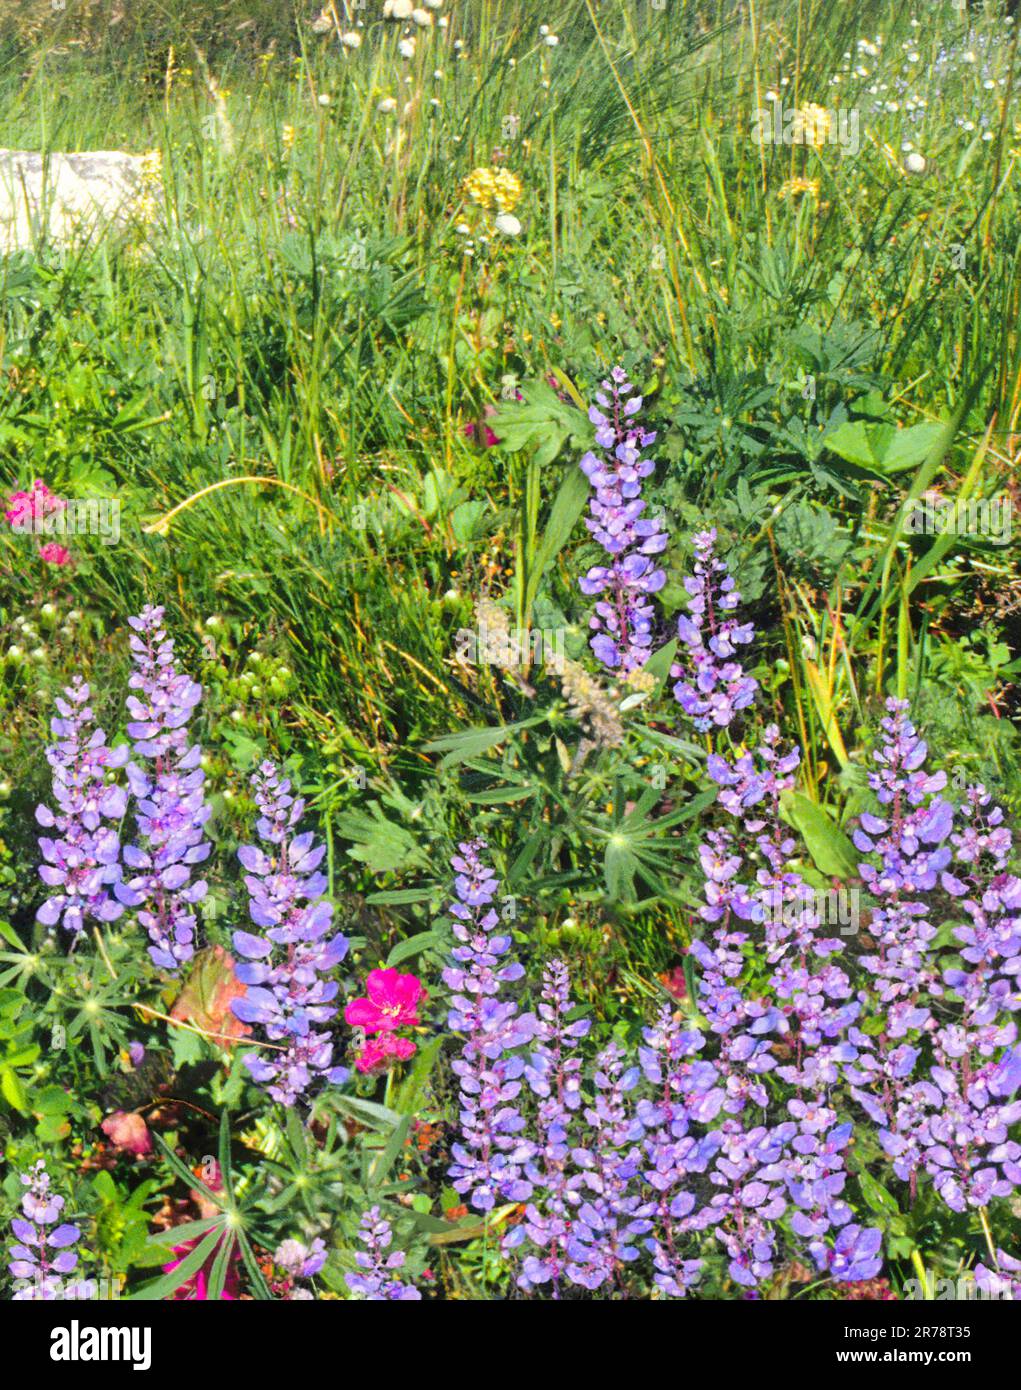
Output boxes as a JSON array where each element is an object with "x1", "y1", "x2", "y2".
[
  {"x1": 504, "y1": 958, "x2": 590, "y2": 1295},
  {"x1": 116, "y1": 606, "x2": 210, "y2": 971},
  {"x1": 35, "y1": 676, "x2": 128, "y2": 939},
  {"x1": 672, "y1": 529, "x2": 757, "y2": 730},
  {"x1": 637, "y1": 1006, "x2": 721, "y2": 1297},
  {"x1": 673, "y1": 534, "x2": 881, "y2": 1287},
  {"x1": 578, "y1": 366, "x2": 668, "y2": 673},
  {"x1": 345, "y1": 1207, "x2": 420, "y2": 1300},
  {"x1": 846, "y1": 699, "x2": 955, "y2": 1181},
  {"x1": 566, "y1": 1041, "x2": 655, "y2": 1289},
  {"x1": 230, "y1": 761, "x2": 350, "y2": 1106},
  {"x1": 852, "y1": 749, "x2": 1021, "y2": 1215},
  {"x1": 7, "y1": 1161, "x2": 93, "y2": 1301},
  {"x1": 444, "y1": 838, "x2": 537, "y2": 1212}
]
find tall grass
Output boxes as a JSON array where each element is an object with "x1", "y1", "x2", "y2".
[{"x1": 0, "y1": 0, "x2": 1019, "y2": 899}]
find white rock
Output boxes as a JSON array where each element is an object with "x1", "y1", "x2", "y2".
[{"x1": 0, "y1": 149, "x2": 156, "y2": 254}]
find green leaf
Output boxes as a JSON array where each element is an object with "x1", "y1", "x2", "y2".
[
  {"x1": 368, "y1": 1113, "x2": 412, "y2": 1188},
  {"x1": 328, "y1": 1094, "x2": 402, "y2": 1128},
  {"x1": 143, "y1": 1218, "x2": 222, "y2": 1248},
  {"x1": 465, "y1": 785, "x2": 537, "y2": 805},
  {"x1": 366, "y1": 888, "x2": 434, "y2": 906},
  {"x1": 206, "y1": 1230, "x2": 238, "y2": 1301},
  {"x1": 129, "y1": 1224, "x2": 224, "y2": 1300},
  {"x1": 386, "y1": 931, "x2": 445, "y2": 967},
  {"x1": 0, "y1": 922, "x2": 25, "y2": 950},
  {"x1": 31, "y1": 1085, "x2": 74, "y2": 1115},
  {"x1": 783, "y1": 792, "x2": 858, "y2": 879},
  {"x1": 424, "y1": 716, "x2": 546, "y2": 771},
  {"x1": 858, "y1": 1169, "x2": 900, "y2": 1217},
  {"x1": 331, "y1": 803, "x2": 423, "y2": 874},
  {"x1": 395, "y1": 1035, "x2": 444, "y2": 1117},
  {"x1": 524, "y1": 464, "x2": 590, "y2": 614},
  {"x1": 604, "y1": 837, "x2": 638, "y2": 902},
  {"x1": 824, "y1": 419, "x2": 946, "y2": 476},
  {"x1": 1, "y1": 1065, "x2": 28, "y2": 1112}
]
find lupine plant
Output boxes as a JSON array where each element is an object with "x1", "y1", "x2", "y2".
[
  {"x1": 116, "y1": 605, "x2": 211, "y2": 971},
  {"x1": 9, "y1": 354, "x2": 1021, "y2": 1303},
  {"x1": 444, "y1": 838, "x2": 536, "y2": 1212},
  {"x1": 578, "y1": 366, "x2": 668, "y2": 673},
  {"x1": 35, "y1": 677, "x2": 128, "y2": 940},
  {"x1": 849, "y1": 710, "x2": 1021, "y2": 1213},
  {"x1": 503, "y1": 958, "x2": 588, "y2": 1295},
  {"x1": 669, "y1": 527, "x2": 882, "y2": 1286},
  {"x1": 345, "y1": 1208, "x2": 421, "y2": 1301},
  {"x1": 229, "y1": 761, "x2": 351, "y2": 1105},
  {"x1": 6, "y1": 1162, "x2": 91, "y2": 1301}
]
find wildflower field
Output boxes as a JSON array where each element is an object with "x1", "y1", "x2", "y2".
[{"x1": 2, "y1": 0, "x2": 1021, "y2": 1339}]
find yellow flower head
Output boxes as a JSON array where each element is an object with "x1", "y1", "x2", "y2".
[
  {"x1": 282, "y1": 124, "x2": 297, "y2": 150},
  {"x1": 461, "y1": 166, "x2": 522, "y2": 214},
  {"x1": 792, "y1": 104, "x2": 831, "y2": 149},
  {"x1": 777, "y1": 176, "x2": 820, "y2": 201},
  {"x1": 140, "y1": 149, "x2": 163, "y2": 185}
]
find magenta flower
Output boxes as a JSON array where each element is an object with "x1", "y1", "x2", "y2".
[
  {"x1": 4, "y1": 479, "x2": 66, "y2": 528},
  {"x1": 355, "y1": 1032, "x2": 418, "y2": 1074},
  {"x1": 5, "y1": 481, "x2": 73, "y2": 564},
  {"x1": 163, "y1": 1233, "x2": 239, "y2": 1300},
  {"x1": 345, "y1": 968, "x2": 425, "y2": 1035},
  {"x1": 38, "y1": 542, "x2": 72, "y2": 566}
]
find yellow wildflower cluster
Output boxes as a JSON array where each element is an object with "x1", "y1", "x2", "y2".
[
  {"x1": 791, "y1": 104, "x2": 832, "y2": 149},
  {"x1": 461, "y1": 166, "x2": 522, "y2": 214},
  {"x1": 777, "y1": 176, "x2": 820, "y2": 201},
  {"x1": 141, "y1": 149, "x2": 163, "y2": 184},
  {"x1": 133, "y1": 148, "x2": 163, "y2": 225}
]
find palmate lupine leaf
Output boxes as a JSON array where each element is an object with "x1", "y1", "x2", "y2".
[
  {"x1": 131, "y1": 1119, "x2": 273, "y2": 1299},
  {"x1": 423, "y1": 715, "x2": 547, "y2": 770},
  {"x1": 129, "y1": 1223, "x2": 223, "y2": 1301},
  {"x1": 588, "y1": 786, "x2": 719, "y2": 903}
]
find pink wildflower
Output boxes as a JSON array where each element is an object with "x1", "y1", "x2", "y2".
[
  {"x1": 38, "y1": 542, "x2": 72, "y2": 566},
  {"x1": 344, "y1": 968, "x2": 425, "y2": 1035},
  {"x1": 4, "y1": 479, "x2": 66, "y2": 528},
  {"x1": 354, "y1": 1032, "x2": 417, "y2": 1074},
  {"x1": 101, "y1": 1111, "x2": 153, "y2": 1157},
  {"x1": 464, "y1": 404, "x2": 502, "y2": 449},
  {"x1": 162, "y1": 1234, "x2": 240, "y2": 1300}
]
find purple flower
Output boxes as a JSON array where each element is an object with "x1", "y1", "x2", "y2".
[
  {"x1": 504, "y1": 958, "x2": 590, "y2": 1296},
  {"x1": 275, "y1": 1236, "x2": 327, "y2": 1280},
  {"x1": 114, "y1": 606, "x2": 210, "y2": 971},
  {"x1": 230, "y1": 761, "x2": 350, "y2": 1105},
  {"x1": 846, "y1": 700, "x2": 953, "y2": 1174},
  {"x1": 671, "y1": 530, "x2": 758, "y2": 731},
  {"x1": 809, "y1": 1223, "x2": 882, "y2": 1283},
  {"x1": 35, "y1": 677, "x2": 128, "y2": 938},
  {"x1": 6, "y1": 1162, "x2": 93, "y2": 1301},
  {"x1": 345, "y1": 1207, "x2": 420, "y2": 1300},
  {"x1": 444, "y1": 839, "x2": 537, "y2": 1211},
  {"x1": 578, "y1": 366, "x2": 669, "y2": 673},
  {"x1": 565, "y1": 1042, "x2": 655, "y2": 1289},
  {"x1": 974, "y1": 1249, "x2": 1021, "y2": 1300},
  {"x1": 637, "y1": 1006, "x2": 720, "y2": 1296}
]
